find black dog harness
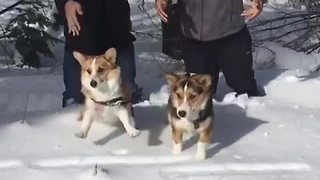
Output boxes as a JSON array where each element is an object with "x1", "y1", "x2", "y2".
[
  {"x1": 193, "y1": 104, "x2": 212, "y2": 129},
  {"x1": 172, "y1": 100, "x2": 213, "y2": 129},
  {"x1": 90, "y1": 96, "x2": 128, "y2": 106}
]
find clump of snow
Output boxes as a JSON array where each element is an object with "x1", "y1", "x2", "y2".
[
  {"x1": 263, "y1": 42, "x2": 320, "y2": 72},
  {"x1": 222, "y1": 92, "x2": 238, "y2": 103},
  {"x1": 2, "y1": 0, "x2": 320, "y2": 179},
  {"x1": 268, "y1": 0, "x2": 290, "y2": 6},
  {"x1": 221, "y1": 93, "x2": 250, "y2": 109},
  {"x1": 149, "y1": 85, "x2": 169, "y2": 105},
  {"x1": 284, "y1": 75, "x2": 299, "y2": 83},
  {"x1": 253, "y1": 47, "x2": 276, "y2": 70},
  {"x1": 265, "y1": 70, "x2": 320, "y2": 108}
]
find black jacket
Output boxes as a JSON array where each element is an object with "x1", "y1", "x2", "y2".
[{"x1": 55, "y1": 0, "x2": 135, "y2": 55}]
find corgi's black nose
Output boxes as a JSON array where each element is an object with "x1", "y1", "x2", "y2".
[
  {"x1": 178, "y1": 110, "x2": 186, "y2": 118},
  {"x1": 90, "y1": 80, "x2": 97, "y2": 88}
]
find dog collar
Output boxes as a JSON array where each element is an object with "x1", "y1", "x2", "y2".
[
  {"x1": 90, "y1": 96, "x2": 128, "y2": 106},
  {"x1": 172, "y1": 100, "x2": 213, "y2": 129},
  {"x1": 193, "y1": 109, "x2": 210, "y2": 129},
  {"x1": 194, "y1": 99, "x2": 213, "y2": 129}
]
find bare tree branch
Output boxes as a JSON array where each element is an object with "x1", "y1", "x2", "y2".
[{"x1": 0, "y1": 0, "x2": 23, "y2": 15}]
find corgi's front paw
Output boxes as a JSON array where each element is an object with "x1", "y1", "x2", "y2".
[
  {"x1": 172, "y1": 143, "x2": 182, "y2": 155},
  {"x1": 195, "y1": 151, "x2": 206, "y2": 160},
  {"x1": 195, "y1": 142, "x2": 207, "y2": 160},
  {"x1": 75, "y1": 132, "x2": 87, "y2": 139},
  {"x1": 127, "y1": 128, "x2": 140, "y2": 138}
]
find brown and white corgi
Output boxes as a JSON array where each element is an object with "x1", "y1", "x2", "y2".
[
  {"x1": 73, "y1": 48, "x2": 140, "y2": 139},
  {"x1": 165, "y1": 73, "x2": 214, "y2": 160}
]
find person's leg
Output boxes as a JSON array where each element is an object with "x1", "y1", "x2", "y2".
[
  {"x1": 205, "y1": 41, "x2": 220, "y2": 94},
  {"x1": 216, "y1": 27, "x2": 258, "y2": 96},
  {"x1": 182, "y1": 38, "x2": 219, "y2": 93},
  {"x1": 116, "y1": 44, "x2": 142, "y2": 104},
  {"x1": 62, "y1": 47, "x2": 84, "y2": 107}
]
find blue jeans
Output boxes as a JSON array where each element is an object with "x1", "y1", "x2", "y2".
[{"x1": 62, "y1": 44, "x2": 138, "y2": 107}]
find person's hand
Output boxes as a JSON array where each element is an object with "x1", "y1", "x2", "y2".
[
  {"x1": 65, "y1": 0, "x2": 83, "y2": 36},
  {"x1": 241, "y1": 0, "x2": 263, "y2": 21},
  {"x1": 155, "y1": 0, "x2": 168, "y2": 23}
]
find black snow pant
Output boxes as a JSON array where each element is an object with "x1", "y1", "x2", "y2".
[{"x1": 182, "y1": 27, "x2": 258, "y2": 96}]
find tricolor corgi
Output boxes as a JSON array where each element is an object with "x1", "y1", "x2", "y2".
[{"x1": 165, "y1": 73, "x2": 214, "y2": 160}]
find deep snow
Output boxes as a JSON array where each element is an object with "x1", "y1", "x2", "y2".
[{"x1": 1, "y1": 0, "x2": 320, "y2": 179}]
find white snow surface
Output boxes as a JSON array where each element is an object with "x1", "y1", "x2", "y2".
[{"x1": 1, "y1": 0, "x2": 320, "y2": 179}]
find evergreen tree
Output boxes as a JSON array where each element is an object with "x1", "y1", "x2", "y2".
[{"x1": 0, "y1": 0, "x2": 62, "y2": 68}]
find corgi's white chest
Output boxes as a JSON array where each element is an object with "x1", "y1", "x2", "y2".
[
  {"x1": 173, "y1": 118, "x2": 195, "y2": 132},
  {"x1": 172, "y1": 117, "x2": 212, "y2": 133},
  {"x1": 92, "y1": 104, "x2": 124, "y2": 124},
  {"x1": 82, "y1": 77, "x2": 120, "y2": 102}
]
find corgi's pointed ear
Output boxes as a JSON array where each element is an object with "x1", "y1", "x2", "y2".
[
  {"x1": 104, "y1": 48, "x2": 117, "y2": 64},
  {"x1": 193, "y1": 74, "x2": 212, "y2": 89},
  {"x1": 165, "y1": 74, "x2": 180, "y2": 87},
  {"x1": 73, "y1": 51, "x2": 87, "y2": 66}
]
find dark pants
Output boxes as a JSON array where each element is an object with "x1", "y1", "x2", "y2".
[
  {"x1": 62, "y1": 44, "x2": 137, "y2": 107},
  {"x1": 182, "y1": 27, "x2": 258, "y2": 96},
  {"x1": 62, "y1": 48, "x2": 84, "y2": 107},
  {"x1": 116, "y1": 44, "x2": 137, "y2": 92}
]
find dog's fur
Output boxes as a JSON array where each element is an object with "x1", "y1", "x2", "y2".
[
  {"x1": 73, "y1": 48, "x2": 140, "y2": 139},
  {"x1": 165, "y1": 74, "x2": 214, "y2": 160}
]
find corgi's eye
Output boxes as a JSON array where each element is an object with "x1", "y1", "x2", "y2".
[
  {"x1": 189, "y1": 94, "x2": 196, "y2": 100},
  {"x1": 97, "y1": 67, "x2": 104, "y2": 73},
  {"x1": 176, "y1": 93, "x2": 182, "y2": 99},
  {"x1": 87, "y1": 69, "x2": 92, "y2": 74}
]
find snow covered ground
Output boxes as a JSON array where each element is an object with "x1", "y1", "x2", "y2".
[{"x1": 1, "y1": 0, "x2": 320, "y2": 179}]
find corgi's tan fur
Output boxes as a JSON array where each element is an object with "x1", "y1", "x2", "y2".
[
  {"x1": 166, "y1": 74, "x2": 214, "y2": 160},
  {"x1": 73, "y1": 48, "x2": 140, "y2": 139}
]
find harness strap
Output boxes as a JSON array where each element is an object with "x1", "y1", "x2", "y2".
[
  {"x1": 193, "y1": 99, "x2": 213, "y2": 129},
  {"x1": 90, "y1": 96, "x2": 128, "y2": 106}
]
